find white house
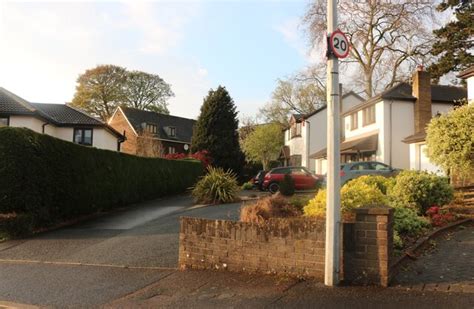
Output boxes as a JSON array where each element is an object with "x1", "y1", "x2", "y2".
[
  {"x1": 281, "y1": 91, "x2": 364, "y2": 173},
  {"x1": 403, "y1": 66, "x2": 472, "y2": 174},
  {"x1": 458, "y1": 66, "x2": 474, "y2": 105},
  {"x1": 0, "y1": 87, "x2": 124, "y2": 151},
  {"x1": 309, "y1": 68, "x2": 465, "y2": 174}
]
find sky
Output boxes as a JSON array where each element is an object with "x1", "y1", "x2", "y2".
[{"x1": 0, "y1": 0, "x2": 317, "y2": 120}]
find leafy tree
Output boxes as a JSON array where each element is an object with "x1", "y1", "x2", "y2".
[
  {"x1": 425, "y1": 104, "x2": 474, "y2": 180},
  {"x1": 191, "y1": 86, "x2": 244, "y2": 174},
  {"x1": 428, "y1": 1, "x2": 474, "y2": 83},
  {"x1": 260, "y1": 77, "x2": 325, "y2": 126},
  {"x1": 124, "y1": 71, "x2": 174, "y2": 114},
  {"x1": 304, "y1": 0, "x2": 434, "y2": 97},
  {"x1": 72, "y1": 65, "x2": 127, "y2": 121},
  {"x1": 72, "y1": 65, "x2": 174, "y2": 121},
  {"x1": 241, "y1": 123, "x2": 284, "y2": 171}
]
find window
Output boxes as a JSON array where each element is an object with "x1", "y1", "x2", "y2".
[
  {"x1": 290, "y1": 122, "x2": 301, "y2": 138},
  {"x1": 350, "y1": 162, "x2": 371, "y2": 171},
  {"x1": 371, "y1": 163, "x2": 390, "y2": 171},
  {"x1": 73, "y1": 128, "x2": 93, "y2": 146},
  {"x1": 350, "y1": 113, "x2": 358, "y2": 130},
  {"x1": 296, "y1": 122, "x2": 301, "y2": 136},
  {"x1": 168, "y1": 127, "x2": 176, "y2": 137},
  {"x1": 291, "y1": 167, "x2": 308, "y2": 175},
  {"x1": 0, "y1": 116, "x2": 9, "y2": 127},
  {"x1": 168, "y1": 146, "x2": 176, "y2": 154},
  {"x1": 363, "y1": 105, "x2": 376, "y2": 126},
  {"x1": 146, "y1": 123, "x2": 157, "y2": 134}
]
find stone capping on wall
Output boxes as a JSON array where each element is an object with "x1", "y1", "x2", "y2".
[{"x1": 178, "y1": 207, "x2": 394, "y2": 287}]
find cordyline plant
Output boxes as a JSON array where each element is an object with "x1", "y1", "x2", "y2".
[
  {"x1": 425, "y1": 103, "x2": 474, "y2": 181},
  {"x1": 191, "y1": 166, "x2": 239, "y2": 204}
]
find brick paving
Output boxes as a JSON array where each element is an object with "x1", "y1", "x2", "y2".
[{"x1": 393, "y1": 223, "x2": 474, "y2": 293}]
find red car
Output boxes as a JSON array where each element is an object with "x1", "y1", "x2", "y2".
[{"x1": 262, "y1": 166, "x2": 322, "y2": 193}]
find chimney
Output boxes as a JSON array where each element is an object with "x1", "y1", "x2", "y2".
[{"x1": 412, "y1": 66, "x2": 432, "y2": 133}]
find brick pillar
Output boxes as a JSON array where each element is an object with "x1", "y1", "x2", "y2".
[{"x1": 343, "y1": 208, "x2": 394, "y2": 287}]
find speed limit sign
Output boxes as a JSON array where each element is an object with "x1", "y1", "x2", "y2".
[{"x1": 329, "y1": 29, "x2": 350, "y2": 59}]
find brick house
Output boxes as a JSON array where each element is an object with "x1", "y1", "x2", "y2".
[
  {"x1": 108, "y1": 106, "x2": 196, "y2": 157},
  {"x1": 0, "y1": 87, "x2": 123, "y2": 151}
]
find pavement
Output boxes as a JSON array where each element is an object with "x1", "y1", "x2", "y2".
[
  {"x1": 0, "y1": 194, "x2": 473, "y2": 308},
  {"x1": 393, "y1": 222, "x2": 474, "y2": 294}
]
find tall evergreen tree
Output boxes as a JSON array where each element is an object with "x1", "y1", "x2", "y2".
[
  {"x1": 428, "y1": 1, "x2": 474, "y2": 83},
  {"x1": 191, "y1": 86, "x2": 244, "y2": 174}
]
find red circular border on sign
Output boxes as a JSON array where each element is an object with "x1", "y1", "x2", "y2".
[{"x1": 330, "y1": 29, "x2": 350, "y2": 59}]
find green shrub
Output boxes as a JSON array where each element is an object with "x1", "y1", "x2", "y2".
[
  {"x1": 0, "y1": 213, "x2": 35, "y2": 239},
  {"x1": 392, "y1": 206, "x2": 429, "y2": 237},
  {"x1": 389, "y1": 170, "x2": 453, "y2": 214},
  {"x1": 279, "y1": 174, "x2": 295, "y2": 196},
  {"x1": 192, "y1": 166, "x2": 239, "y2": 204},
  {"x1": 393, "y1": 231, "x2": 403, "y2": 250},
  {"x1": 304, "y1": 179, "x2": 387, "y2": 217},
  {"x1": 288, "y1": 195, "x2": 312, "y2": 212},
  {"x1": 346, "y1": 175, "x2": 394, "y2": 195},
  {"x1": 0, "y1": 127, "x2": 203, "y2": 231},
  {"x1": 241, "y1": 182, "x2": 254, "y2": 190}
]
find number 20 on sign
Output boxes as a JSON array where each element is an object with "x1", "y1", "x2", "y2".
[{"x1": 329, "y1": 29, "x2": 350, "y2": 59}]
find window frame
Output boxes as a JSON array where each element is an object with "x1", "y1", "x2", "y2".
[
  {"x1": 0, "y1": 115, "x2": 10, "y2": 127},
  {"x1": 168, "y1": 146, "x2": 176, "y2": 154},
  {"x1": 169, "y1": 126, "x2": 176, "y2": 137},
  {"x1": 350, "y1": 113, "x2": 358, "y2": 130},
  {"x1": 146, "y1": 123, "x2": 157, "y2": 134},
  {"x1": 73, "y1": 128, "x2": 93, "y2": 146},
  {"x1": 362, "y1": 105, "x2": 376, "y2": 126}
]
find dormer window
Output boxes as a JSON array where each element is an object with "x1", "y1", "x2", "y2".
[
  {"x1": 169, "y1": 126, "x2": 176, "y2": 137},
  {"x1": 146, "y1": 123, "x2": 157, "y2": 134}
]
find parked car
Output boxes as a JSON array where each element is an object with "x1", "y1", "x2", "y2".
[
  {"x1": 252, "y1": 170, "x2": 268, "y2": 191},
  {"x1": 323, "y1": 161, "x2": 400, "y2": 186},
  {"x1": 262, "y1": 166, "x2": 322, "y2": 193}
]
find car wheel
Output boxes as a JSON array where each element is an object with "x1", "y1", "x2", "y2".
[{"x1": 268, "y1": 182, "x2": 280, "y2": 194}]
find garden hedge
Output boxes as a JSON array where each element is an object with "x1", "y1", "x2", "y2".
[{"x1": 0, "y1": 127, "x2": 203, "y2": 235}]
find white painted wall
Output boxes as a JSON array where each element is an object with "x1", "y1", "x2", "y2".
[
  {"x1": 467, "y1": 75, "x2": 474, "y2": 105},
  {"x1": 409, "y1": 142, "x2": 445, "y2": 175},
  {"x1": 8, "y1": 115, "x2": 118, "y2": 151},
  {"x1": 432, "y1": 103, "x2": 454, "y2": 116},
  {"x1": 387, "y1": 101, "x2": 414, "y2": 169},
  {"x1": 93, "y1": 128, "x2": 118, "y2": 151},
  {"x1": 9, "y1": 115, "x2": 45, "y2": 133}
]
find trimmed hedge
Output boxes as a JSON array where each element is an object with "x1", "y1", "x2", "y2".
[{"x1": 0, "y1": 127, "x2": 203, "y2": 235}]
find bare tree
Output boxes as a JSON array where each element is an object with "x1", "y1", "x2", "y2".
[
  {"x1": 303, "y1": 0, "x2": 435, "y2": 97},
  {"x1": 260, "y1": 71, "x2": 326, "y2": 126},
  {"x1": 136, "y1": 131, "x2": 164, "y2": 158}
]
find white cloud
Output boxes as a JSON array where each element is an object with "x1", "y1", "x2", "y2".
[
  {"x1": 274, "y1": 17, "x2": 325, "y2": 65},
  {"x1": 0, "y1": 1, "x2": 208, "y2": 119}
]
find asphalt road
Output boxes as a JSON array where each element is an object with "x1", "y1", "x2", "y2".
[{"x1": 0, "y1": 195, "x2": 242, "y2": 308}]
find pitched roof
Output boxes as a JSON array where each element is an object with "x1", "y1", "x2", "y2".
[
  {"x1": 31, "y1": 103, "x2": 104, "y2": 126},
  {"x1": 0, "y1": 87, "x2": 122, "y2": 137},
  {"x1": 0, "y1": 87, "x2": 36, "y2": 115},
  {"x1": 402, "y1": 131, "x2": 427, "y2": 144},
  {"x1": 342, "y1": 83, "x2": 466, "y2": 116},
  {"x1": 310, "y1": 133, "x2": 378, "y2": 159},
  {"x1": 120, "y1": 106, "x2": 196, "y2": 143}
]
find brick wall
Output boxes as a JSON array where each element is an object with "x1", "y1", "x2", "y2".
[
  {"x1": 179, "y1": 207, "x2": 394, "y2": 286},
  {"x1": 343, "y1": 208, "x2": 394, "y2": 287},
  {"x1": 108, "y1": 108, "x2": 138, "y2": 155},
  {"x1": 179, "y1": 217, "x2": 326, "y2": 279}
]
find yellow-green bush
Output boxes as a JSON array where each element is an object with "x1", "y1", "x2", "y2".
[
  {"x1": 346, "y1": 175, "x2": 394, "y2": 195},
  {"x1": 303, "y1": 178, "x2": 387, "y2": 217}
]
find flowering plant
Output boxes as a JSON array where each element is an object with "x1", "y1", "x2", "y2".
[{"x1": 426, "y1": 206, "x2": 457, "y2": 227}]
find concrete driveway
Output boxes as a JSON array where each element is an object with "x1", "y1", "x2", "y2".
[{"x1": 0, "y1": 195, "x2": 242, "y2": 308}]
